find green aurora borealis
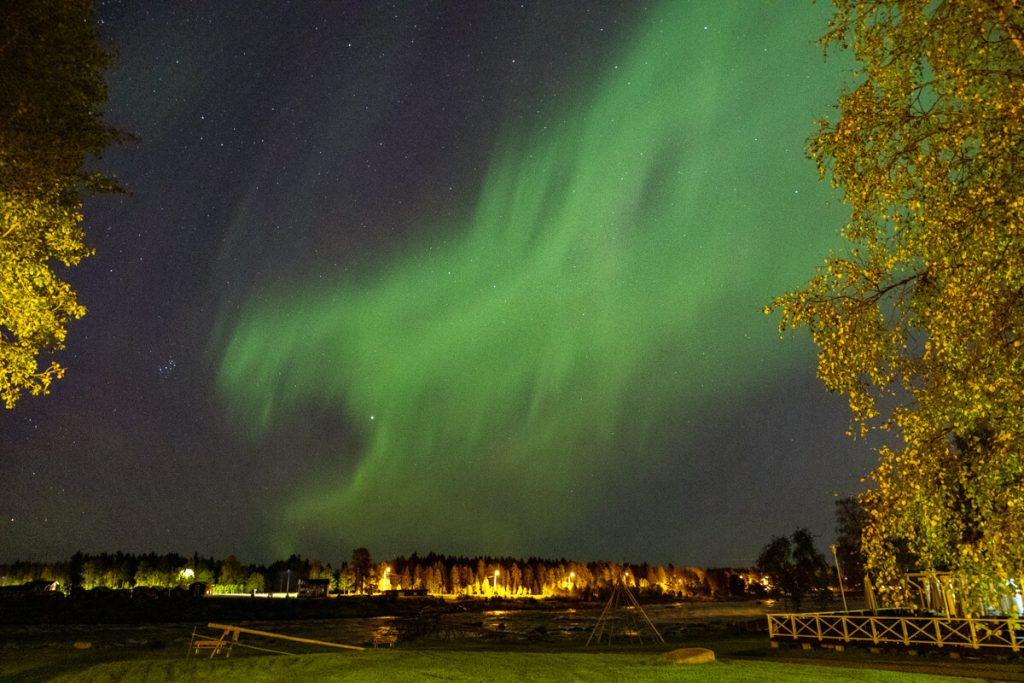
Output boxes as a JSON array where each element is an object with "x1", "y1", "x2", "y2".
[{"x1": 218, "y1": 2, "x2": 852, "y2": 559}]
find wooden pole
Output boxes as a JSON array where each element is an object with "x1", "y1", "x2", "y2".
[
  {"x1": 207, "y1": 623, "x2": 365, "y2": 651},
  {"x1": 830, "y1": 544, "x2": 849, "y2": 612}
]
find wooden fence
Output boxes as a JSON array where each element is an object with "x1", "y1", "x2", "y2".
[{"x1": 767, "y1": 610, "x2": 1022, "y2": 653}]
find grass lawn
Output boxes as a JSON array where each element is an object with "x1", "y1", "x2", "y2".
[{"x1": 2, "y1": 647, "x2": 990, "y2": 682}]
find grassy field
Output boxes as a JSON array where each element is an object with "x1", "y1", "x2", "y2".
[
  {"x1": 0, "y1": 648, "x2": 993, "y2": 683},
  {"x1": 3, "y1": 615, "x2": 1020, "y2": 682}
]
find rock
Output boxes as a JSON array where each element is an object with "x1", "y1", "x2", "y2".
[{"x1": 664, "y1": 647, "x2": 715, "y2": 664}]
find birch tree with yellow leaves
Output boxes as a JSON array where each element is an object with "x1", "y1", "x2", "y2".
[
  {"x1": 0, "y1": 0, "x2": 122, "y2": 409},
  {"x1": 771, "y1": 0, "x2": 1024, "y2": 608}
]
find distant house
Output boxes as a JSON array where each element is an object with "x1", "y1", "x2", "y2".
[
  {"x1": 0, "y1": 579, "x2": 60, "y2": 597},
  {"x1": 383, "y1": 588, "x2": 428, "y2": 598},
  {"x1": 297, "y1": 578, "x2": 330, "y2": 599},
  {"x1": 189, "y1": 582, "x2": 212, "y2": 597}
]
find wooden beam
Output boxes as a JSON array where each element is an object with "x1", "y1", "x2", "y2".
[{"x1": 207, "y1": 623, "x2": 365, "y2": 651}]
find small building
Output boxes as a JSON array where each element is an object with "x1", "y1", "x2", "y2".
[
  {"x1": 0, "y1": 579, "x2": 59, "y2": 597},
  {"x1": 189, "y1": 582, "x2": 212, "y2": 597},
  {"x1": 383, "y1": 588, "x2": 429, "y2": 598},
  {"x1": 297, "y1": 578, "x2": 330, "y2": 599}
]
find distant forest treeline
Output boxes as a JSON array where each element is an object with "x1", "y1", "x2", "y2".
[{"x1": 0, "y1": 550, "x2": 767, "y2": 599}]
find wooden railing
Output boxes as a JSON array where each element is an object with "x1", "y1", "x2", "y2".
[{"x1": 767, "y1": 610, "x2": 1022, "y2": 652}]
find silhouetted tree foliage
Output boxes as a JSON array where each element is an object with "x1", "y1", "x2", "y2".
[
  {"x1": 757, "y1": 528, "x2": 830, "y2": 610},
  {"x1": 834, "y1": 496, "x2": 868, "y2": 588},
  {"x1": 348, "y1": 547, "x2": 373, "y2": 594},
  {"x1": 0, "y1": 550, "x2": 769, "y2": 600},
  {"x1": 267, "y1": 554, "x2": 311, "y2": 593}
]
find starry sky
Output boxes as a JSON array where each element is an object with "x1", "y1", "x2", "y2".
[{"x1": 1, "y1": 1, "x2": 877, "y2": 567}]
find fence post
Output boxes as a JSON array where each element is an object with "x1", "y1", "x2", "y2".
[{"x1": 228, "y1": 627, "x2": 240, "y2": 658}]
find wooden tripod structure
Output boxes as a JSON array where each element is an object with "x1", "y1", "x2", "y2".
[{"x1": 586, "y1": 575, "x2": 664, "y2": 646}]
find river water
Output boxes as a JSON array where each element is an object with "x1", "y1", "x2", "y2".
[
  {"x1": 202, "y1": 599, "x2": 788, "y2": 647},
  {"x1": 2, "y1": 598, "x2": 857, "y2": 651}
]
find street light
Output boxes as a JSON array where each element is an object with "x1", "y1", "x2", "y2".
[
  {"x1": 284, "y1": 569, "x2": 292, "y2": 597},
  {"x1": 492, "y1": 570, "x2": 499, "y2": 592}
]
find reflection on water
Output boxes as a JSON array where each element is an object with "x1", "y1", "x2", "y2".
[
  {"x1": 369, "y1": 616, "x2": 400, "y2": 646},
  {"x1": 417, "y1": 599, "x2": 783, "y2": 643}
]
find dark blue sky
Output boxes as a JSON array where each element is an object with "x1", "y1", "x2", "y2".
[{"x1": 1, "y1": 1, "x2": 876, "y2": 567}]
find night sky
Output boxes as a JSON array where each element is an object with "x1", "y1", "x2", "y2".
[{"x1": 1, "y1": 1, "x2": 877, "y2": 568}]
